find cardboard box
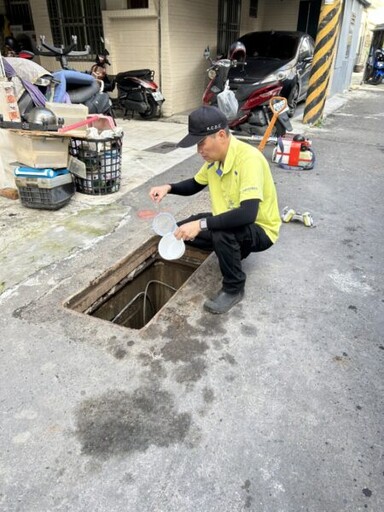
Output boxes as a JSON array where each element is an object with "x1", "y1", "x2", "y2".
[{"x1": 9, "y1": 132, "x2": 69, "y2": 168}]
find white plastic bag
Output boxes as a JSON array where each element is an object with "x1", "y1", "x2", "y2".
[{"x1": 217, "y1": 81, "x2": 238, "y2": 120}]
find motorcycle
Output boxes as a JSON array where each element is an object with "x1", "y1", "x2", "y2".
[
  {"x1": 369, "y1": 48, "x2": 384, "y2": 85},
  {"x1": 202, "y1": 47, "x2": 292, "y2": 138},
  {"x1": 90, "y1": 40, "x2": 165, "y2": 120}
]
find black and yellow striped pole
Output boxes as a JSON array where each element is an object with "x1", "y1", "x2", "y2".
[{"x1": 303, "y1": 0, "x2": 343, "y2": 125}]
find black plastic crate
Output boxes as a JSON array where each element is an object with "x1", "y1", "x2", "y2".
[
  {"x1": 69, "y1": 136, "x2": 122, "y2": 195},
  {"x1": 16, "y1": 179, "x2": 75, "y2": 210}
]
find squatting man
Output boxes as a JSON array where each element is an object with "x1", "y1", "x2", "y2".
[{"x1": 149, "y1": 106, "x2": 281, "y2": 315}]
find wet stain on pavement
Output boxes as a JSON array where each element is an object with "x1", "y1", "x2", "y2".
[
  {"x1": 345, "y1": 226, "x2": 360, "y2": 233},
  {"x1": 138, "y1": 348, "x2": 167, "y2": 379},
  {"x1": 109, "y1": 346, "x2": 127, "y2": 359},
  {"x1": 107, "y1": 336, "x2": 136, "y2": 360},
  {"x1": 202, "y1": 387, "x2": 215, "y2": 403},
  {"x1": 241, "y1": 479, "x2": 253, "y2": 509},
  {"x1": 161, "y1": 330, "x2": 209, "y2": 363},
  {"x1": 219, "y1": 353, "x2": 237, "y2": 365},
  {"x1": 240, "y1": 324, "x2": 257, "y2": 337},
  {"x1": 12, "y1": 304, "x2": 28, "y2": 319},
  {"x1": 75, "y1": 387, "x2": 191, "y2": 458},
  {"x1": 173, "y1": 357, "x2": 207, "y2": 383}
]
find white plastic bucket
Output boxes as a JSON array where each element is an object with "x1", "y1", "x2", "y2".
[{"x1": 158, "y1": 233, "x2": 185, "y2": 260}]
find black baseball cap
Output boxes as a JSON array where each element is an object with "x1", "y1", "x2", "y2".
[{"x1": 178, "y1": 106, "x2": 228, "y2": 148}]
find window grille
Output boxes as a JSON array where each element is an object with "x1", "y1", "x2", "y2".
[
  {"x1": 249, "y1": 0, "x2": 258, "y2": 18},
  {"x1": 5, "y1": 0, "x2": 34, "y2": 31},
  {"x1": 46, "y1": 0, "x2": 105, "y2": 59},
  {"x1": 127, "y1": 0, "x2": 149, "y2": 7},
  {"x1": 217, "y1": 0, "x2": 241, "y2": 57}
]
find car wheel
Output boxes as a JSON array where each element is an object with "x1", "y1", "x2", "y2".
[{"x1": 287, "y1": 84, "x2": 299, "y2": 118}]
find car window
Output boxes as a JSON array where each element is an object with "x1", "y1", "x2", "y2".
[{"x1": 239, "y1": 32, "x2": 300, "y2": 60}]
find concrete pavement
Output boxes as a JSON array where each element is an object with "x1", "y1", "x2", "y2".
[{"x1": 0, "y1": 81, "x2": 383, "y2": 511}]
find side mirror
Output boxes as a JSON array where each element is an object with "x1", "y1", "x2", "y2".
[{"x1": 204, "y1": 46, "x2": 210, "y2": 60}]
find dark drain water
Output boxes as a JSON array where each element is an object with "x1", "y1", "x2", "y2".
[{"x1": 65, "y1": 237, "x2": 209, "y2": 330}]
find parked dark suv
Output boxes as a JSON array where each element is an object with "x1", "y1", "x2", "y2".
[{"x1": 227, "y1": 31, "x2": 315, "y2": 117}]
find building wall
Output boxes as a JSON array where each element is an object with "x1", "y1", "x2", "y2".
[
  {"x1": 261, "y1": 0, "x2": 300, "y2": 31},
  {"x1": 29, "y1": 0, "x2": 59, "y2": 71},
  {"x1": 330, "y1": 0, "x2": 366, "y2": 95},
  {"x1": 240, "y1": 0, "x2": 264, "y2": 35},
  {"x1": 163, "y1": 0, "x2": 218, "y2": 116},
  {"x1": 102, "y1": 0, "x2": 217, "y2": 116},
  {"x1": 102, "y1": 4, "x2": 159, "y2": 78}
]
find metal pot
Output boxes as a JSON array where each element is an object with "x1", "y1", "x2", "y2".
[{"x1": 25, "y1": 107, "x2": 57, "y2": 125}]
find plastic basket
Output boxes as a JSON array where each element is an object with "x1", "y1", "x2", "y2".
[{"x1": 68, "y1": 135, "x2": 122, "y2": 195}]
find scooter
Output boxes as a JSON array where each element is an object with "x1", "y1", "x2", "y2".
[
  {"x1": 202, "y1": 47, "x2": 292, "y2": 138},
  {"x1": 90, "y1": 41, "x2": 165, "y2": 120},
  {"x1": 370, "y1": 48, "x2": 384, "y2": 85}
]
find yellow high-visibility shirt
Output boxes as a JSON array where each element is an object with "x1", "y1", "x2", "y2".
[{"x1": 194, "y1": 136, "x2": 281, "y2": 243}]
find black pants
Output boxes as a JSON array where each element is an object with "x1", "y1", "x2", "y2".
[{"x1": 178, "y1": 213, "x2": 273, "y2": 294}]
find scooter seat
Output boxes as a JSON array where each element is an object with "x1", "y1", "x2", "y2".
[
  {"x1": 116, "y1": 69, "x2": 154, "y2": 82},
  {"x1": 234, "y1": 81, "x2": 281, "y2": 102}
]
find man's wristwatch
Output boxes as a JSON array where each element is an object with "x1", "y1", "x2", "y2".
[{"x1": 199, "y1": 218, "x2": 208, "y2": 231}]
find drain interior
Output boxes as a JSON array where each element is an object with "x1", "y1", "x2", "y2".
[{"x1": 65, "y1": 237, "x2": 209, "y2": 330}]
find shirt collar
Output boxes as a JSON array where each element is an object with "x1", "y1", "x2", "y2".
[
  {"x1": 221, "y1": 136, "x2": 237, "y2": 175},
  {"x1": 207, "y1": 136, "x2": 238, "y2": 176}
]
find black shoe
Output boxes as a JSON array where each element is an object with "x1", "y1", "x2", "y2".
[{"x1": 203, "y1": 289, "x2": 244, "y2": 314}]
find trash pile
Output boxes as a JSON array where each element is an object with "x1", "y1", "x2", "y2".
[{"x1": 0, "y1": 48, "x2": 124, "y2": 208}]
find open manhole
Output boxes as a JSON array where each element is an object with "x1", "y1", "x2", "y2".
[
  {"x1": 144, "y1": 142, "x2": 177, "y2": 154},
  {"x1": 65, "y1": 237, "x2": 209, "y2": 330}
]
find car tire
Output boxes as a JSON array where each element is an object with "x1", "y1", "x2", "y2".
[{"x1": 287, "y1": 83, "x2": 299, "y2": 118}]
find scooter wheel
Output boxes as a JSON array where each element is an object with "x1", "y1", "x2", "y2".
[
  {"x1": 371, "y1": 74, "x2": 382, "y2": 85},
  {"x1": 139, "y1": 96, "x2": 161, "y2": 119}
]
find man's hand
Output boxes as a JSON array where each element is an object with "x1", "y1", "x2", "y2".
[
  {"x1": 174, "y1": 220, "x2": 201, "y2": 241},
  {"x1": 149, "y1": 184, "x2": 171, "y2": 203}
]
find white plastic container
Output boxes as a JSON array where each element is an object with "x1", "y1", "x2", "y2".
[
  {"x1": 152, "y1": 212, "x2": 177, "y2": 236},
  {"x1": 158, "y1": 233, "x2": 185, "y2": 260},
  {"x1": 45, "y1": 102, "x2": 88, "y2": 135}
]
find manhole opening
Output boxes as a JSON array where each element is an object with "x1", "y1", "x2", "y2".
[{"x1": 65, "y1": 237, "x2": 209, "y2": 330}]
